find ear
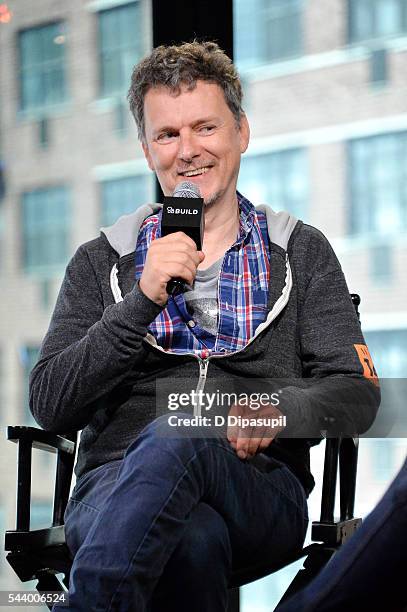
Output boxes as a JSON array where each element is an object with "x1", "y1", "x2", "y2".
[
  {"x1": 142, "y1": 141, "x2": 155, "y2": 172},
  {"x1": 239, "y1": 114, "x2": 250, "y2": 154}
]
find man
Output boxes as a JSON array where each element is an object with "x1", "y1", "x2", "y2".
[{"x1": 30, "y1": 41, "x2": 379, "y2": 612}]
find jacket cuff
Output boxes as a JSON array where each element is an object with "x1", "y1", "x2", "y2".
[{"x1": 111, "y1": 281, "x2": 165, "y2": 328}]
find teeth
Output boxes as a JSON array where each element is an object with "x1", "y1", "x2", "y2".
[{"x1": 182, "y1": 167, "x2": 210, "y2": 177}]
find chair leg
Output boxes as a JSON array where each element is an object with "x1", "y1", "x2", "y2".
[
  {"x1": 36, "y1": 572, "x2": 67, "y2": 611},
  {"x1": 227, "y1": 587, "x2": 240, "y2": 612},
  {"x1": 275, "y1": 546, "x2": 335, "y2": 609}
]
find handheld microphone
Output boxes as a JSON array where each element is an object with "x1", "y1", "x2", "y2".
[{"x1": 161, "y1": 181, "x2": 204, "y2": 296}]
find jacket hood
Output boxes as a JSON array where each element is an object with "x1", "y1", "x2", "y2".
[
  {"x1": 101, "y1": 203, "x2": 298, "y2": 257},
  {"x1": 101, "y1": 202, "x2": 297, "y2": 336}
]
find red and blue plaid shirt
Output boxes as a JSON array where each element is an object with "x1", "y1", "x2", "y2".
[{"x1": 135, "y1": 192, "x2": 270, "y2": 357}]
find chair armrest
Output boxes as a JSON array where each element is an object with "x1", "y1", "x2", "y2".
[
  {"x1": 7, "y1": 426, "x2": 76, "y2": 455},
  {"x1": 5, "y1": 525, "x2": 66, "y2": 551}
]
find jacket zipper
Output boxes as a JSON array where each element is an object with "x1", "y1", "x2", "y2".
[
  {"x1": 113, "y1": 253, "x2": 292, "y2": 414},
  {"x1": 194, "y1": 357, "x2": 209, "y2": 417}
]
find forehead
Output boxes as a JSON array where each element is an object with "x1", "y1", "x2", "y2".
[{"x1": 143, "y1": 81, "x2": 233, "y2": 130}]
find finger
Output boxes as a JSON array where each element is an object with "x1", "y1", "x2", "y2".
[
  {"x1": 165, "y1": 264, "x2": 196, "y2": 286},
  {"x1": 161, "y1": 252, "x2": 201, "y2": 276},
  {"x1": 154, "y1": 243, "x2": 204, "y2": 269},
  {"x1": 236, "y1": 426, "x2": 254, "y2": 460},
  {"x1": 227, "y1": 404, "x2": 241, "y2": 444},
  {"x1": 244, "y1": 424, "x2": 267, "y2": 458},
  {"x1": 147, "y1": 254, "x2": 199, "y2": 286},
  {"x1": 159, "y1": 232, "x2": 199, "y2": 251}
]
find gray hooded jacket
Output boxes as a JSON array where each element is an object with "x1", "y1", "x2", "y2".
[{"x1": 29, "y1": 204, "x2": 380, "y2": 495}]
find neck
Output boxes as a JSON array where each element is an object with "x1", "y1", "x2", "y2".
[{"x1": 199, "y1": 195, "x2": 240, "y2": 269}]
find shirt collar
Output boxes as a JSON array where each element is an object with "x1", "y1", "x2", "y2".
[{"x1": 237, "y1": 190, "x2": 256, "y2": 241}]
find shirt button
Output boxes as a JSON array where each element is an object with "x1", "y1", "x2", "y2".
[{"x1": 187, "y1": 320, "x2": 196, "y2": 328}]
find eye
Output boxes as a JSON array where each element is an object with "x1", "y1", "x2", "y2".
[
  {"x1": 157, "y1": 131, "x2": 178, "y2": 141},
  {"x1": 199, "y1": 125, "x2": 215, "y2": 134}
]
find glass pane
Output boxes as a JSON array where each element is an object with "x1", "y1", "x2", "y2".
[
  {"x1": 99, "y1": 3, "x2": 141, "y2": 95},
  {"x1": 233, "y1": 0, "x2": 263, "y2": 67},
  {"x1": 19, "y1": 22, "x2": 66, "y2": 110},
  {"x1": 376, "y1": 0, "x2": 401, "y2": 36},
  {"x1": 364, "y1": 329, "x2": 407, "y2": 378},
  {"x1": 349, "y1": 0, "x2": 406, "y2": 41},
  {"x1": 46, "y1": 66, "x2": 66, "y2": 104},
  {"x1": 238, "y1": 149, "x2": 308, "y2": 219},
  {"x1": 20, "y1": 29, "x2": 42, "y2": 65},
  {"x1": 101, "y1": 176, "x2": 152, "y2": 226},
  {"x1": 22, "y1": 187, "x2": 70, "y2": 270},
  {"x1": 20, "y1": 345, "x2": 40, "y2": 424},
  {"x1": 234, "y1": 0, "x2": 302, "y2": 67},
  {"x1": 349, "y1": 133, "x2": 406, "y2": 235}
]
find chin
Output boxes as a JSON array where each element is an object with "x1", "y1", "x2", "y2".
[{"x1": 203, "y1": 190, "x2": 223, "y2": 208}]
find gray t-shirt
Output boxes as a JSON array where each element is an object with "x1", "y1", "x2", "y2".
[{"x1": 184, "y1": 257, "x2": 223, "y2": 335}]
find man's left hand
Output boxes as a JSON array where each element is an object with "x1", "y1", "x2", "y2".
[{"x1": 227, "y1": 402, "x2": 285, "y2": 460}]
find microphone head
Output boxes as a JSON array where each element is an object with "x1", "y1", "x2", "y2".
[{"x1": 172, "y1": 181, "x2": 202, "y2": 199}]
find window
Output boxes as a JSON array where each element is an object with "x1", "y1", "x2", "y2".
[
  {"x1": 98, "y1": 2, "x2": 143, "y2": 97},
  {"x1": 348, "y1": 133, "x2": 407, "y2": 236},
  {"x1": 348, "y1": 0, "x2": 407, "y2": 43},
  {"x1": 20, "y1": 345, "x2": 40, "y2": 425},
  {"x1": 100, "y1": 175, "x2": 154, "y2": 226},
  {"x1": 368, "y1": 440, "x2": 396, "y2": 481},
  {"x1": 363, "y1": 331, "x2": 406, "y2": 445},
  {"x1": 364, "y1": 329, "x2": 407, "y2": 378},
  {"x1": 369, "y1": 244, "x2": 393, "y2": 283},
  {"x1": 238, "y1": 149, "x2": 308, "y2": 219},
  {"x1": 22, "y1": 186, "x2": 70, "y2": 273},
  {"x1": 234, "y1": 0, "x2": 303, "y2": 69},
  {"x1": 19, "y1": 22, "x2": 67, "y2": 112}
]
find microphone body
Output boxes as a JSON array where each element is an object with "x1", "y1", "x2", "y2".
[{"x1": 161, "y1": 182, "x2": 204, "y2": 296}]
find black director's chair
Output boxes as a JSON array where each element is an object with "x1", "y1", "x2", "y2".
[{"x1": 4, "y1": 298, "x2": 364, "y2": 612}]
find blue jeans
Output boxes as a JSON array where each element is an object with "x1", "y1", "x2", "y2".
[
  {"x1": 57, "y1": 415, "x2": 308, "y2": 612},
  {"x1": 277, "y1": 456, "x2": 407, "y2": 612}
]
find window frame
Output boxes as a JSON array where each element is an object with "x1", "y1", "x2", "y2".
[
  {"x1": 18, "y1": 20, "x2": 68, "y2": 114},
  {"x1": 348, "y1": 0, "x2": 407, "y2": 44},
  {"x1": 347, "y1": 132, "x2": 407, "y2": 238},
  {"x1": 21, "y1": 185, "x2": 71, "y2": 276},
  {"x1": 97, "y1": 1, "x2": 142, "y2": 98},
  {"x1": 234, "y1": 0, "x2": 304, "y2": 69},
  {"x1": 237, "y1": 147, "x2": 309, "y2": 220}
]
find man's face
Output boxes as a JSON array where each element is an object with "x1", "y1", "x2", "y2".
[{"x1": 141, "y1": 80, "x2": 250, "y2": 207}]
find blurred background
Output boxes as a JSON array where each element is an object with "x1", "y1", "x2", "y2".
[{"x1": 0, "y1": 0, "x2": 406, "y2": 610}]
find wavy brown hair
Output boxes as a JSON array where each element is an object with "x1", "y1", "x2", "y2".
[{"x1": 128, "y1": 41, "x2": 244, "y2": 142}]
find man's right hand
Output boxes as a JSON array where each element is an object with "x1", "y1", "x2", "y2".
[{"x1": 139, "y1": 232, "x2": 205, "y2": 306}]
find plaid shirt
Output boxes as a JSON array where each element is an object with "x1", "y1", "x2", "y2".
[{"x1": 135, "y1": 192, "x2": 270, "y2": 357}]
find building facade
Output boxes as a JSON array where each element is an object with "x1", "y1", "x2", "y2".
[{"x1": 0, "y1": 0, "x2": 406, "y2": 608}]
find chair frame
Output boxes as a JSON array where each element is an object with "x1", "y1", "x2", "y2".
[{"x1": 4, "y1": 296, "x2": 363, "y2": 612}]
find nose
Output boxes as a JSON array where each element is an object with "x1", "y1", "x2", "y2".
[{"x1": 177, "y1": 130, "x2": 200, "y2": 162}]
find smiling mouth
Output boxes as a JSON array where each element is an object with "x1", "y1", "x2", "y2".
[{"x1": 179, "y1": 166, "x2": 212, "y2": 177}]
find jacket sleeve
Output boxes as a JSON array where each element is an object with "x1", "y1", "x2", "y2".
[
  {"x1": 29, "y1": 243, "x2": 163, "y2": 433},
  {"x1": 279, "y1": 224, "x2": 380, "y2": 437}
]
